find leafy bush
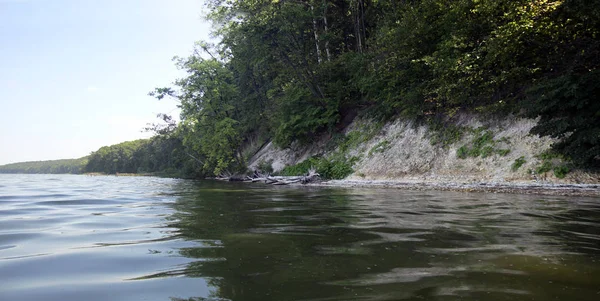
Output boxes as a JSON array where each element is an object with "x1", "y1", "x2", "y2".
[
  {"x1": 279, "y1": 158, "x2": 317, "y2": 176},
  {"x1": 533, "y1": 151, "x2": 571, "y2": 178},
  {"x1": 481, "y1": 146, "x2": 494, "y2": 158},
  {"x1": 317, "y1": 157, "x2": 356, "y2": 180},
  {"x1": 553, "y1": 165, "x2": 570, "y2": 179},
  {"x1": 511, "y1": 156, "x2": 526, "y2": 171},
  {"x1": 280, "y1": 155, "x2": 357, "y2": 180},
  {"x1": 456, "y1": 146, "x2": 469, "y2": 159},
  {"x1": 536, "y1": 161, "x2": 553, "y2": 174},
  {"x1": 456, "y1": 128, "x2": 511, "y2": 160},
  {"x1": 527, "y1": 71, "x2": 600, "y2": 169}
]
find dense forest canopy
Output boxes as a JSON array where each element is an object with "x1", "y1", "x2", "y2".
[
  {"x1": 0, "y1": 136, "x2": 200, "y2": 177},
  {"x1": 82, "y1": 136, "x2": 203, "y2": 178},
  {"x1": 0, "y1": 158, "x2": 87, "y2": 174},
  {"x1": 145, "y1": 0, "x2": 598, "y2": 177}
]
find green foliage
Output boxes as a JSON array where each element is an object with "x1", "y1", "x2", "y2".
[
  {"x1": 533, "y1": 151, "x2": 572, "y2": 178},
  {"x1": 496, "y1": 149, "x2": 511, "y2": 157},
  {"x1": 338, "y1": 121, "x2": 385, "y2": 153},
  {"x1": 325, "y1": 133, "x2": 348, "y2": 152},
  {"x1": 368, "y1": 140, "x2": 391, "y2": 156},
  {"x1": 536, "y1": 161, "x2": 553, "y2": 175},
  {"x1": 274, "y1": 83, "x2": 340, "y2": 147},
  {"x1": 537, "y1": 151, "x2": 559, "y2": 161},
  {"x1": 456, "y1": 128, "x2": 511, "y2": 159},
  {"x1": 456, "y1": 146, "x2": 469, "y2": 159},
  {"x1": 0, "y1": 158, "x2": 87, "y2": 174},
  {"x1": 143, "y1": 0, "x2": 598, "y2": 177},
  {"x1": 280, "y1": 157, "x2": 319, "y2": 177},
  {"x1": 472, "y1": 130, "x2": 495, "y2": 150},
  {"x1": 526, "y1": 71, "x2": 600, "y2": 168},
  {"x1": 84, "y1": 135, "x2": 202, "y2": 178},
  {"x1": 280, "y1": 155, "x2": 357, "y2": 180},
  {"x1": 553, "y1": 165, "x2": 570, "y2": 179},
  {"x1": 480, "y1": 146, "x2": 495, "y2": 158},
  {"x1": 511, "y1": 156, "x2": 526, "y2": 172},
  {"x1": 85, "y1": 139, "x2": 148, "y2": 174},
  {"x1": 318, "y1": 155, "x2": 358, "y2": 180},
  {"x1": 339, "y1": 132, "x2": 364, "y2": 153},
  {"x1": 427, "y1": 121, "x2": 466, "y2": 148}
]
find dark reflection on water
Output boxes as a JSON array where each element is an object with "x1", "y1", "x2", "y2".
[
  {"x1": 163, "y1": 182, "x2": 600, "y2": 301},
  {"x1": 1, "y1": 175, "x2": 599, "y2": 301}
]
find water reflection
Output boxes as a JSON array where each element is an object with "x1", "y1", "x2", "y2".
[{"x1": 163, "y1": 181, "x2": 600, "y2": 301}]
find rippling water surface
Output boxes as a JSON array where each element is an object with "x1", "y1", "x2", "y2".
[{"x1": 1, "y1": 174, "x2": 599, "y2": 301}]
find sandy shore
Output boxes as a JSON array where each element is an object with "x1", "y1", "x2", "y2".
[{"x1": 312, "y1": 179, "x2": 600, "y2": 197}]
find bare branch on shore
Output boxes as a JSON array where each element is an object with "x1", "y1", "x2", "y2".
[{"x1": 217, "y1": 169, "x2": 320, "y2": 185}]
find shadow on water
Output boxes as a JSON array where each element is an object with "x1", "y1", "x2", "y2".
[
  {"x1": 157, "y1": 181, "x2": 600, "y2": 301},
  {"x1": 2, "y1": 175, "x2": 598, "y2": 301}
]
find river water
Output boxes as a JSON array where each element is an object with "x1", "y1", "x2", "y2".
[{"x1": 0, "y1": 174, "x2": 599, "y2": 301}]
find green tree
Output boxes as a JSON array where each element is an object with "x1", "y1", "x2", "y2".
[{"x1": 149, "y1": 0, "x2": 599, "y2": 174}]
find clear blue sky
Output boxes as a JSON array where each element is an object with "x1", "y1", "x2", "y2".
[{"x1": 0, "y1": 0, "x2": 211, "y2": 165}]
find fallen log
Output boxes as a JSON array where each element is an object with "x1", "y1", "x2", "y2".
[
  {"x1": 267, "y1": 176, "x2": 302, "y2": 181},
  {"x1": 265, "y1": 171, "x2": 320, "y2": 185},
  {"x1": 222, "y1": 169, "x2": 320, "y2": 185},
  {"x1": 273, "y1": 179, "x2": 302, "y2": 185},
  {"x1": 250, "y1": 177, "x2": 268, "y2": 182}
]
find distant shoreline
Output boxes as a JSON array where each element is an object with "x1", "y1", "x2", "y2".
[
  {"x1": 79, "y1": 173, "x2": 600, "y2": 197},
  {"x1": 84, "y1": 172, "x2": 153, "y2": 177},
  {"x1": 2, "y1": 173, "x2": 598, "y2": 196}
]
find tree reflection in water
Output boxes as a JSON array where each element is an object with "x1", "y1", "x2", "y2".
[{"x1": 162, "y1": 181, "x2": 600, "y2": 301}]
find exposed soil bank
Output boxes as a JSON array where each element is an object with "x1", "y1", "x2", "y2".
[{"x1": 248, "y1": 115, "x2": 599, "y2": 197}]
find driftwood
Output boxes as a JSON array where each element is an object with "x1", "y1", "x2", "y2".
[
  {"x1": 245, "y1": 169, "x2": 320, "y2": 185},
  {"x1": 217, "y1": 169, "x2": 320, "y2": 185}
]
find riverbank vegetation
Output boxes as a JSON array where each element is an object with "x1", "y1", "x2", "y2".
[
  {"x1": 5, "y1": 0, "x2": 597, "y2": 180},
  {"x1": 0, "y1": 158, "x2": 87, "y2": 174},
  {"x1": 145, "y1": 0, "x2": 598, "y2": 178},
  {"x1": 82, "y1": 136, "x2": 203, "y2": 178}
]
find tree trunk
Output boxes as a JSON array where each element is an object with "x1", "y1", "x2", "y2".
[
  {"x1": 323, "y1": 3, "x2": 332, "y2": 62},
  {"x1": 360, "y1": 0, "x2": 367, "y2": 51},
  {"x1": 353, "y1": 0, "x2": 363, "y2": 53},
  {"x1": 310, "y1": 4, "x2": 323, "y2": 64}
]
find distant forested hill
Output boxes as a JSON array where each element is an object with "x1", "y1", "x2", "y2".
[
  {"x1": 0, "y1": 135, "x2": 201, "y2": 178},
  {"x1": 82, "y1": 136, "x2": 202, "y2": 178},
  {"x1": 0, "y1": 158, "x2": 88, "y2": 174}
]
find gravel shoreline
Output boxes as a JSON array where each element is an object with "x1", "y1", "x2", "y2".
[{"x1": 312, "y1": 179, "x2": 600, "y2": 197}]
